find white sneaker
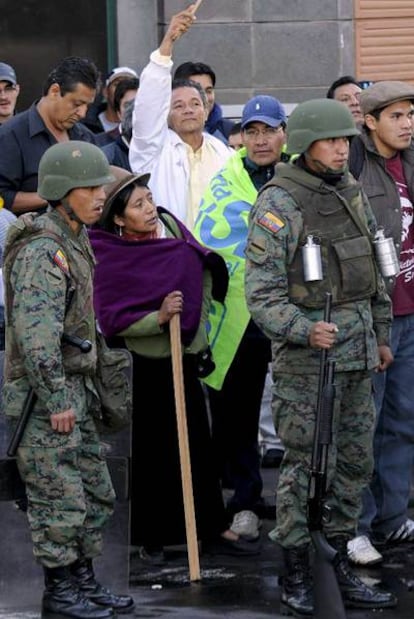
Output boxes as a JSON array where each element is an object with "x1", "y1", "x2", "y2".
[
  {"x1": 385, "y1": 518, "x2": 414, "y2": 543},
  {"x1": 230, "y1": 510, "x2": 261, "y2": 540},
  {"x1": 347, "y1": 535, "x2": 383, "y2": 566}
]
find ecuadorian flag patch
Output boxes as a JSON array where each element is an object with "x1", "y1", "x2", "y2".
[
  {"x1": 257, "y1": 211, "x2": 285, "y2": 234},
  {"x1": 52, "y1": 249, "x2": 69, "y2": 275}
]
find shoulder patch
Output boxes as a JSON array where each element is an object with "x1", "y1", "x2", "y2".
[
  {"x1": 52, "y1": 249, "x2": 70, "y2": 276},
  {"x1": 257, "y1": 211, "x2": 285, "y2": 234}
]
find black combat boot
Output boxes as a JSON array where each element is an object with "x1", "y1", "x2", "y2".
[
  {"x1": 329, "y1": 535, "x2": 397, "y2": 609},
  {"x1": 70, "y1": 558, "x2": 135, "y2": 614},
  {"x1": 42, "y1": 566, "x2": 114, "y2": 618},
  {"x1": 280, "y1": 545, "x2": 314, "y2": 616}
]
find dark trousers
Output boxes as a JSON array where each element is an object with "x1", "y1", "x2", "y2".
[
  {"x1": 208, "y1": 328, "x2": 271, "y2": 515},
  {"x1": 130, "y1": 352, "x2": 228, "y2": 549},
  {"x1": 0, "y1": 305, "x2": 4, "y2": 351}
]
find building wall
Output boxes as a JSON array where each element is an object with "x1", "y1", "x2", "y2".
[
  {"x1": 3, "y1": 1, "x2": 413, "y2": 114},
  {"x1": 355, "y1": 0, "x2": 414, "y2": 82},
  {"x1": 117, "y1": 0, "x2": 158, "y2": 77},
  {"x1": 0, "y1": 0, "x2": 107, "y2": 111},
  {"x1": 118, "y1": 0, "x2": 356, "y2": 107}
]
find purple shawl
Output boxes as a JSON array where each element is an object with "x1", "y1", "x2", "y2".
[{"x1": 89, "y1": 208, "x2": 228, "y2": 344}]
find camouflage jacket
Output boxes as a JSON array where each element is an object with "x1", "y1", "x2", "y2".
[
  {"x1": 245, "y1": 162, "x2": 392, "y2": 374},
  {"x1": 2, "y1": 209, "x2": 97, "y2": 417}
]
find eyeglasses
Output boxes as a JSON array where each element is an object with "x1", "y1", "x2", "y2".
[
  {"x1": 243, "y1": 126, "x2": 283, "y2": 140},
  {"x1": 0, "y1": 85, "x2": 17, "y2": 95}
]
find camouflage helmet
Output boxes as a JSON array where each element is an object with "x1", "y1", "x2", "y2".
[
  {"x1": 286, "y1": 98, "x2": 359, "y2": 154},
  {"x1": 38, "y1": 141, "x2": 114, "y2": 201}
]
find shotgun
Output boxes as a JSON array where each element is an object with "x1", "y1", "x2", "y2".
[{"x1": 307, "y1": 292, "x2": 346, "y2": 619}]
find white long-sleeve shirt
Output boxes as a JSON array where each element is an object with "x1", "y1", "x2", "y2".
[{"x1": 129, "y1": 49, "x2": 232, "y2": 228}]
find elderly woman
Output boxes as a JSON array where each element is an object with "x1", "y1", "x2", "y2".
[{"x1": 89, "y1": 170, "x2": 258, "y2": 560}]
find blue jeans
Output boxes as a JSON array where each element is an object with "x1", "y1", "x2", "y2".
[
  {"x1": 0, "y1": 305, "x2": 4, "y2": 350},
  {"x1": 359, "y1": 314, "x2": 414, "y2": 537}
]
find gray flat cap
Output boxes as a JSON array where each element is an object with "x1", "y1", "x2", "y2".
[{"x1": 360, "y1": 80, "x2": 414, "y2": 115}]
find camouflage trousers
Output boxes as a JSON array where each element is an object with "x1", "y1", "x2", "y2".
[
  {"x1": 16, "y1": 376, "x2": 115, "y2": 568},
  {"x1": 270, "y1": 370, "x2": 375, "y2": 548}
]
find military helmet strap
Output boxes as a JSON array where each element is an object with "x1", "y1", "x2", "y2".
[{"x1": 60, "y1": 196, "x2": 84, "y2": 226}]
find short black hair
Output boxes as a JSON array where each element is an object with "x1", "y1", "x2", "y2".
[
  {"x1": 366, "y1": 107, "x2": 383, "y2": 121},
  {"x1": 173, "y1": 61, "x2": 216, "y2": 87},
  {"x1": 326, "y1": 75, "x2": 360, "y2": 99},
  {"x1": 113, "y1": 77, "x2": 139, "y2": 114},
  {"x1": 120, "y1": 99, "x2": 134, "y2": 141},
  {"x1": 229, "y1": 121, "x2": 242, "y2": 136},
  {"x1": 171, "y1": 78, "x2": 207, "y2": 108},
  {"x1": 43, "y1": 56, "x2": 100, "y2": 96}
]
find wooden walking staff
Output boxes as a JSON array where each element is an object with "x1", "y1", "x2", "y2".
[
  {"x1": 169, "y1": 313, "x2": 201, "y2": 582},
  {"x1": 191, "y1": 0, "x2": 204, "y2": 13}
]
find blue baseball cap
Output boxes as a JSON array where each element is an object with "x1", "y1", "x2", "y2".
[
  {"x1": 0, "y1": 62, "x2": 17, "y2": 85},
  {"x1": 241, "y1": 95, "x2": 286, "y2": 129}
]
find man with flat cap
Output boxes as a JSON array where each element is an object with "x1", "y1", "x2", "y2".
[
  {"x1": 0, "y1": 62, "x2": 20, "y2": 125},
  {"x1": 347, "y1": 81, "x2": 414, "y2": 565}
]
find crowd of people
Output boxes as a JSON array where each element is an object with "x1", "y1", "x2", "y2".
[{"x1": 0, "y1": 2, "x2": 414, "y2": 618}]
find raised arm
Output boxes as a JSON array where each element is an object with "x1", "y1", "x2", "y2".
[{"x1": 129, "y1": 5, "x2": 196, "y2": 174}]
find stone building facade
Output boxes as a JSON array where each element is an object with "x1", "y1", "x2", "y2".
[
  {"x1": 1, "y1": 1, "x2": 413, "y2": 113},
  {"x1": 119, "y1": 0, "x2": 356, "y2": 109}
]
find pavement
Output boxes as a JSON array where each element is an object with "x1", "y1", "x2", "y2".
[{"x1": 1, "y1": 470, "x2": 414, "y2": 618}]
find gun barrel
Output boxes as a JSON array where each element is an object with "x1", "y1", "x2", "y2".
[{"x1": 6, "y1": 388, "x2": 37, "y2": 457}]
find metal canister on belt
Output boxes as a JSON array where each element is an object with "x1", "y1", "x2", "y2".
[
  {"x1": 302, "y1": 235, "x2": 323, "y2": 281},
  {"x1": 373, "y1": 229, "x2": 399, "y2": 277}
]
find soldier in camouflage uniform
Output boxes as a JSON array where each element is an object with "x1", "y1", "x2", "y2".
[
  {"x1": 2, "y1": 142, "x2": 134, "y2": 618},
  {"x1": 245, "y1": 99, "x2": 396, "y2": 616}
]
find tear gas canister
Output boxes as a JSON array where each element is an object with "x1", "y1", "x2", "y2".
[
  {"x1": 373, "y1": 229, "x2": 399, "y2": 278},
  {"x1": 302, "y1": 235, "x2": 323, "y2": 281}
]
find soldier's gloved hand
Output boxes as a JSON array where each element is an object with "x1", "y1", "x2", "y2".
[{"x1": 50, "y1": 408, "x2": 77, "y2": 433}]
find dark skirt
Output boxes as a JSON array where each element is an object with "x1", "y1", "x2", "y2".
[{"x1": 130, "y1": 351, "x2": 229, "y2": 549}]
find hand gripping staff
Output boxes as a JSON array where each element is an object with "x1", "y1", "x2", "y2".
[{"x1": 307, "y1": 292, "x2": 346, "y2": 619}]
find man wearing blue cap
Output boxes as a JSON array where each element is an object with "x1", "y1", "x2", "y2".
[
  {"x1": 193, "y1": 95, "x2": 287, "y2": 539},
  {"x1": 0, "y1": 62, "x2": 20, "y2": 125}
]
